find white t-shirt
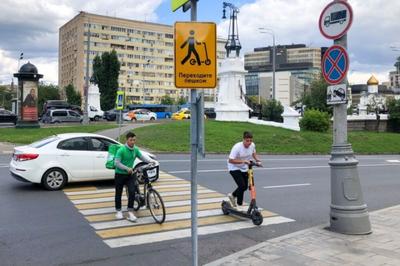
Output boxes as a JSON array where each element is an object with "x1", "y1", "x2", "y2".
[{"x1": 227, "y1": 142, "x2": 256, "y2": 172}]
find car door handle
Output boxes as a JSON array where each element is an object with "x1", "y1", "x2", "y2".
[
  {"x1": 60, "y1": 154, "x2": 70, "y2": 157},
  {"x1": 96, "y1": 155, "x2": 105, "y2": 158}
]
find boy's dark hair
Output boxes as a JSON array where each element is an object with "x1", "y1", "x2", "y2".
[
  {"x1": 243, "y1": 131, "x2": 253, "y2": 139},
  {"x1": 126, "y1": 132, "x2": 136, "y2": 139}
]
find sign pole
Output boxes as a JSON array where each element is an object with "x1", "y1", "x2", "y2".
[
  {"x1": 189, "y1": 1, "x2": 198, "y2": 266},
  {"x1": 327, "y1": 0, "x2": 371, "y2": 234}
]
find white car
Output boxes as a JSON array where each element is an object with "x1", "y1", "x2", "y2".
[
  {"x1": 9, "y1": 133, "x2": 158, "y2": 190},
  {"x1": 123, "y1": 109, "x2": 157, "y2": 121}
]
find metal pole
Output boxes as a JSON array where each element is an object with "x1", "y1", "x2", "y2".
[
  {"x1": 272, "y1": 33, "x2": 276, "y2": 100},
  {"x1": 83, "y1": 17, "x2": 91, "y2": 124},
  {"x1": 190, "y1": 2, "x2": 198, "y2": 266},
  {"x1": 16, "y1": 56, "x2": 22, "y2": 118},
  {"x1": 329, "y1": 0, "x2": 371, "y2": 235},
  {"x1": 118, "y1": 110, "x2": 122, "y2": 142}
]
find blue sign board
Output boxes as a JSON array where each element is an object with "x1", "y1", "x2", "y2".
[{"x1": 322, "y1": 45, "x2": 349, "y2": 85}]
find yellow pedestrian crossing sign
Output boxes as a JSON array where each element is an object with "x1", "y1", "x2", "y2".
[
  {"x1": 174, "y1": 22, "x2": 216, "y2": 89},
  {"x1": 115, "y1": 91, "x2": 124, "y2": 110}
]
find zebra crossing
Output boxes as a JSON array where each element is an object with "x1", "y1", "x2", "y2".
[{"x1": 63, "y1": 171, "x2": 294, "y2": 248}]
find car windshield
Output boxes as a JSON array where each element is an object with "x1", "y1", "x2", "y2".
[{"x1": 30, "y1": 136, "x2": 59, "y2": 148}]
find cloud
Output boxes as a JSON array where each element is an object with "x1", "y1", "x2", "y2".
[
  {"x1": 0, "y1": 0, "x2": 164, "y2": 84},
  {"x1": 1, "y1": 0, "x2": 398, "y2": 86},
  {"x1": 218, "y1": 0, "x2": 400, "y2": 84}
]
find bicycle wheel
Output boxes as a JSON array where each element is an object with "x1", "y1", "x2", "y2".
[{"x1": 147, "y1": 189, "x2": 166, "y2": 224}]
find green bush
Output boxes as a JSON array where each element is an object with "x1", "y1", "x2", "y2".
[
  {"x1": 262, "y1": 99, "x2": 283, "y2": 122},
  {"x1": 387, "y1": 98, "x2": 400, "y2": 132},
  {"x1": 299, "y1": 109, "x2": 330, "y2": 132}
]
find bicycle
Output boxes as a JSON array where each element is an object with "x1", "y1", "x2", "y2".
[{"x1": 127, "y1": 162, "x2": 166, "y2": 224}]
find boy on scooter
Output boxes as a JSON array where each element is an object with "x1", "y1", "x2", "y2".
[{"x1": 227, "y1": 131, "x2": 262, "y2": 211}]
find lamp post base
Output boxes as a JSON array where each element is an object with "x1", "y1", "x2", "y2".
[{"x1": 329, "y1": 143, "x2": 372, "y2": 235}]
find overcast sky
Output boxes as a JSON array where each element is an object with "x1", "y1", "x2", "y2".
[{"x1": 0, "y1": 0, "x2": 399, "y2": 86}]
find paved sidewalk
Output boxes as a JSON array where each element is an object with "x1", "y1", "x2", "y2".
[{"x1": 205, "y1": 205, "x2": 400, "y2": 266}]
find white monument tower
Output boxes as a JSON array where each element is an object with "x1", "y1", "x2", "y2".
[{"x1": 215, "y1": 2, "x2": 251, "y2": 121}]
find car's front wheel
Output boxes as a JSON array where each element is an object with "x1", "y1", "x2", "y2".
[{"x1": 42, "y1": 168, "x2": 67, "y2": 190}]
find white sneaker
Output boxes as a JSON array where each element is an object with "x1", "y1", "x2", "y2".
[
  {"x1": 115, "y1": 211, "x2": 124, "y2": 220},
  {"x1": 128, "y1": 212, "x2": 137, "y2": 222},
  {"x1": 237, "y1": 205, "x2": 249, "y2": 212},
  {"x1": 228, "y1": 193, "x2": 237, "y2": 207}
]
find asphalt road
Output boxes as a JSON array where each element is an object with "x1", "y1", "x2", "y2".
[{"x1": 0, "y1": 153, "x2": 399, "y2": 265}]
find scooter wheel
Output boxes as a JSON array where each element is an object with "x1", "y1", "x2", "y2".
[
  {"x1": 221, "y1": 201, "x2": 230, "y2": 215},
  {"x1": 205, "y1": 59, "x2": 211, "y2": 65},
  {"x1": 251, "y1": 210, "x2": 263, "y2": 225},
  {"x1": 190, "y1": 59, "x2": 196, "y2": 65}
]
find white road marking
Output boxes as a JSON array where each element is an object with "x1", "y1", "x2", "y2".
[
  {"x1": 71, "y1": 189, "x2": 215, "y2": 204},
  {"x1": 386, "y1": 160, "x2": 400, "y2": 163},
  {"x1": 65, "y1": 183, "x2": 190, "y2": 196},
  {"x1": 79, "y1": 197, "x2": 228, "y2": 215},
  {"x1": 168, "y1": 163, "x2": 400, "y2": 174},
  {"x1": 263, "y1": 183, "x2": 311, "y2": 189},
  {"x1": 91, "y1": 209, "x2": 224, "y2": 230},
  {"x1": 104, "y1": 216, "x2": 294, "y2": 248}
]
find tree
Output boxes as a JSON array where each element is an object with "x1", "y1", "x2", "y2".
[
  {"x1": 65, "y1": 84, "x2": 81, "y2": 106},
  {"x1": 262, "y1": 99, "x2": 284, "y2": 122},
  {"x1": 387, "y1": 98, "x2": 400, "y2": 132},
  {"x1": 38, "y1": 84, "x2": 60, "y2": 115},
  {"x1": 301, "y1": 73, "x2": 332, "y2": 114},
  {"x1": 92, "y1": 50, "x2": 120, "y2": 110},
  {"x1": 160, "y1": 95, "x2": 174, "y2": 105},
  {"x1": 0, "y1": 86, "x2": 14, "y2": 110},
  {"x1": 176, "y1": 96, "x2": 187, "y2": 105}
]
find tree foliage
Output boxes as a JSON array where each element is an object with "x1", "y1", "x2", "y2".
[
  {"x1": 262, "y1": 99, "x2": 284, "y2": 122},
  {"x1": 38, "y1": 84, "x2": 60, "y2": 115},
  {"x1": 176, "y1": 96, "x2": 187, "y2": 105},
  {"x1": 92, "y1": 50, "x2": 120, "y2": 110},
  {"x1": 387, "y1": 98, "x2": 400, "y2": 132},
  {"x1": 0, "y1": 86, "x2": 14, "y2": 110},
  {"x1": 301, "y1": 73, "x2": 332, "y2": 114},
  {"x1": 160, "y1": 95, "x2": 174, "y2": 105},
  {"x1": 65, "y1": 84, "x2": 81, "y2": 106}
]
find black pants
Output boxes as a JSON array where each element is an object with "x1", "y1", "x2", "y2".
[
  {"x1": 230, "y1": 170, "x2": 248, "y2": 206},
  {"x1": 115, "y1": 173, "x2": 136, "y2": 211}
]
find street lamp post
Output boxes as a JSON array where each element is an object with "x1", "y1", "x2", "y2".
[
  {"x1": 142, "y1": 59, "x2": 150, "y2": 104},
  {"x1": 82, "y1": 17, "x2": 91, "y2": 125},
  {"x1": 258, "y1": 28, "x2": 276, "y2": 100},
  {"x1": 15, "y1": 52, "x2": 23, "y2": 118}
]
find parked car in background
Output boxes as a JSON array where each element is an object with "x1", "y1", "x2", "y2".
[
  {"x1": 88, "y1": 106, "x2": 104, "y2": 121},
  {"x1": 0, "y1": 109, "x2": 17, "y2": 124},
  {"x1": 204, "y1": 108, "x2": 216, "y2": 119},
  {"x1": 123, "y1": 109, "x2": 157, "y2": 121},
  {"x1": 70, "y1": 105, "x2": 83, "y2": 115},
  {"x1": 103, "y1": 109, "x2": 128, "y2": 121},
  {"x1": 42, "y1": 100, "x2": 70, "y2": 115},
  {"x1": 41, "y1": 109, "x2": 82, "y2": 124},
  {"x1": 172, "y1": 109, "x2": 191, "y2": 120},
  {"x1": 9, "y1": 133, "x2": 158, "y2": 190}
]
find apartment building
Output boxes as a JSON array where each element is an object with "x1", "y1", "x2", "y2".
[
  {"x1": 59, "y1": 12, "x2": 225, "y2": 105},
  {"x1": 59, "y1": 12, "x2": 179, "y2": 104},
  {"x1": 243, "y1": 44, "x2": 326, "y2": 105}
]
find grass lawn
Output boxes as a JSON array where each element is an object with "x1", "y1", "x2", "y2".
[
  {"x1": 133, "y1": 120, "x2": 400, "y2": 154},
  {"x1": 0, "y1": 124, "x2": 117, "y2": 144}
]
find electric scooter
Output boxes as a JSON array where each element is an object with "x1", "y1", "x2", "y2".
[{"x1": 221, "y1": 161, "x2": 263, "y2": 225}]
